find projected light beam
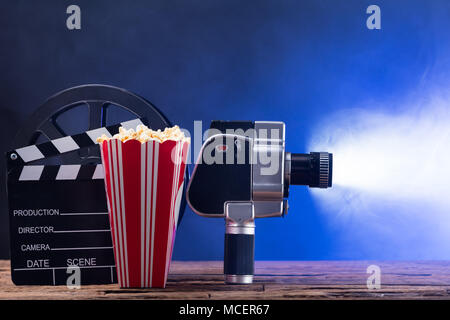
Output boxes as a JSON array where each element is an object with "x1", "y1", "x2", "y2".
[{"x1": 308, "y1": 94, "x2": 450, "y2": 259}]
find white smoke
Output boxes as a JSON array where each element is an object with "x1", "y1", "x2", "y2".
[{"x1": 309, "y1": 92, "x2": 450, "y2": 259}]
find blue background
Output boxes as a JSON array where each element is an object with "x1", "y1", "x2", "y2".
[{"x1": 1, "y1": 0, "x2": 449, "y2": 260}]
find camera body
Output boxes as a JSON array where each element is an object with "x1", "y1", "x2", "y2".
[{"x1": 187, "y1": 121, "x2": 332, "y2": 284}]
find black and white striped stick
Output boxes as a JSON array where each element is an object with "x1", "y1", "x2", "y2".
[
  {"x1": 7, "y1": 118, "x2": 144, "y2": 165},
  {"x1": 9, "y1": 164, "x2": 104, "y2": 182}
]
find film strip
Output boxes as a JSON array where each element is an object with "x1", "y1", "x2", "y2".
[{"x1": 7, "y1": 118, "x2": 144, "y2": 285}]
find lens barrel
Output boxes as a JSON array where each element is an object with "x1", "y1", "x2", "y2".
[{"x1": 289, "y1": 152, "x2": 333, "y2": 188}]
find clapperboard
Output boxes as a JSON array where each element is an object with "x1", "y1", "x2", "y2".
[{"x1": 6, "y1": 118, "x2": 144, "y2": 285}]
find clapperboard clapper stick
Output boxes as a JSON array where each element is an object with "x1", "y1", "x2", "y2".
[{"x1": 6, "y1": 119, "x2": 144, "y2": 285}]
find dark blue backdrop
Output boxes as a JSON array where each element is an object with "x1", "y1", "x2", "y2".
[{"x1": 1, "y1": 0, "x2": 448, "y2": 260}]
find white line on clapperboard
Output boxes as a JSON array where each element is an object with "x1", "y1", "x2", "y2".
[
  {"x1": 14, "y1": 265, "x2": 115, "y2": 271},
  {"x1": 53, "y1": 229, "x2": 110, "y2": 233},
  {"x1": 59, "y1": 212, "x2": 109, "y2": 216},
  {"x1": 51, "y1": 246, "x2": 113, "y2": 251}
]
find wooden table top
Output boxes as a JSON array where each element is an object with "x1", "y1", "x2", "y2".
[{"x1": 1, "y1": 260, "x2": 450, "y2": 299}]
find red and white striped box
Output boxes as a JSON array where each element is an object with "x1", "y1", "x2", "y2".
[{"x1": 100, "y1": 138, "x2": 189, "y2": 288}]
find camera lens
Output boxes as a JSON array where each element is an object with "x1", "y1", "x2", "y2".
[{"x1": 288, "y1": 152, "x2": 333, "y2": 188}]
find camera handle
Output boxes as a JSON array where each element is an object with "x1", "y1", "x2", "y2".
[{"x1": 224, "y1": 202, "x2": 255, "y2": 284}]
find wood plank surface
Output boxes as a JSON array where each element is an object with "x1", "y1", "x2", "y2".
[{"x1": 1, "y1": 260, "x2": 450, "y2": 299}]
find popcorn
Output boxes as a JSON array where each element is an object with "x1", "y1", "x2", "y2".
[{"x1": 97, "y1": 124, "x2": 190, "y2": 144}]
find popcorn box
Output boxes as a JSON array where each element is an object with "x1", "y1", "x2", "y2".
[{"x1": 100, "y1": 138, "x2": 189, "y2": 288}]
